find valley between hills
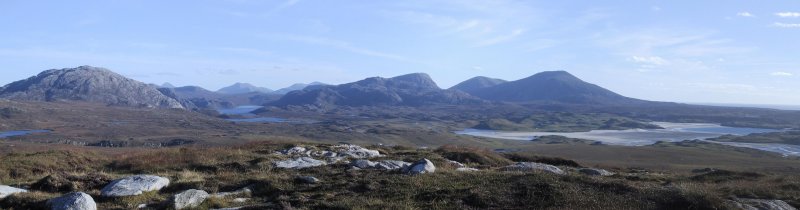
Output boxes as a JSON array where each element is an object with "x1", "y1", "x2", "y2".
[{"x1": 1, "y1": 66, "x2": 799, "y2": 209}]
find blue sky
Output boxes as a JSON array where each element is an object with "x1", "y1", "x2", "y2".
[{"x1": 1, "y1": 0, "x2": 798, "y2": 105}]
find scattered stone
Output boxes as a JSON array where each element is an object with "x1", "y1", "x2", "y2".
[
  {"x1": 334, "y1": 144, "x2": 383, "y2": 159},
  {"x1": 274, "y1": 157, "x2": 327, "y2": 169},
  {"x1": 447, "y1": 160, "x2": 467, "y2": 168},
  {"x1": 276, "y1": 146, "x2": 307, "y2": 155},
  {"x1": 404, "y1": 159, "x2": 436, "y2": 175},
  {"x1": 456, "y1": 167, "x2": 480, "y2": 172},
  {"x1": 137, "y1": 204, "x2": 148, "y2": 209},
  {"x1": 170, "y1": 189, "x2": 209, "y2": 210},
  {"x1": 578, "y1": 168, "x2": 615, "y2": 176},
  {"x1": 310, "y1": 150, "x2": 338, "y2": 158},
  {"x1": 232, "y1": 198, "x2": 250, "y2": 203},
  {"x1": 100, "y1": 175, "x2": 170, "y2": 197},
  {"x1": 502, "y1": 162, "x2": 565, "y2": 175},
  {"x1": 0, "y1": 185, "x2": 28, "y2": 199},
  {"x1": 350, "y1": 159, "x2": 377, "y2": 169},
  {"x1": 47, "y1": 192, "x2": 97, "y2": 210},
  {"x1": 375, "y1": 160, "x2": 412, "y2": 170},
  {"x1": 296, "y1": 176, "x2": 320, "y2": 184},
  {"x1": 728, "y1": 198, "x2": 796, "y2": 210},
  {"x1": 210, "y1": 187, "x2": 252, "y2": 198}
]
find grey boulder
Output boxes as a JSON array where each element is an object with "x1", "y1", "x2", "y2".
[
  {"x1": 274, "y1": 157, "x2": 327, "y2": 169},
  {"x1": 0, "y1": 185, "x2": 27, "y2": 199},
  {"x1": 350, "y1": 159, "x2": 377, "y2": 169},
  {"x1": 404, "y1": 159, "x2": 436, "y2": 175},
  {"x1": 375, "y1": 160, "x2": 412, "y2": 170},
  {"x1": 502, "y1": 162, "x2": 565, "y2": 175},
  {"x1": 456, "y1": 167, "x2": 480, "y2": 172},
  {"x1": 171, "y1": 189, "x2": 209, "y2": 210},
  {"x1": 578, "y1": 168, "x2": 614, "y2": 176},
  {"x1": 47, "y1": 192, "x2": 97, "y2": 210},
  {"x1": 334, "y1": 144, "x2": 383, "y2": 159},
  {"x1": 100, "y1": 175, "x2": 170, "y2": 197},
  {"x1": 276, "y1": 146, "x2": 307, "y2": 155}
]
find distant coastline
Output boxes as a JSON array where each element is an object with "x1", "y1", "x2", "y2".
[{"x1": 692, "y1": 103, "x2": 800, "y2": 111}]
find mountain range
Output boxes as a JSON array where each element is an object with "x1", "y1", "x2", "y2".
[{"x1": 0, "y1": 66, "x2": 652, "y2": 109}]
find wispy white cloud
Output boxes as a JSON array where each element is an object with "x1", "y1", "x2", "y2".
[
  {"x1": 630, "y1": 56, "x2": 669, "y2": 65},
  {"x1": 775, "y1": 12, "x2": 800, "y2": 18},
  {"x1": 736, "y1": 12, "x2": 755, "y2": 17},
  {"x1": 773, "y1": 22, "x2": 800, "y2": 28},
  {"x1": 276, "y1": 34, "x2": 412, "y2": 62},
  {"x1": 770, "y1": 71, "x2": 793, "y2": 76},
  {"x1": 474, "y1": 29, "x2": 525, "y2": 47}
]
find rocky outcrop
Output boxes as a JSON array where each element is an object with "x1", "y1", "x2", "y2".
[
  {"x1": 350, "y1": 159, "x2": 411, "y2": 170},
  {"x1": 0, "y1": 185, "x2": 27, "y2": 199},
  {"x1": 502, "y1": 162, "x2": 565, "y2": 175},
  {"x1": 728, "y1": 198, "x2": 796, "y2": 210},
  {"x1": 276, "y1": 146, "x2": 308, "y2": 156},
  {"x1": 47, "y1": 192, "x2": 97, "y2": 210},
  {"x1": 100, "y1": 175, "x2": 170, "y2": 197},
  {"x1": 274, "y1": 157, "x2": 327, "y2": 169},
  {"x1": 404, "y1": 159, "x2": 436, "y2": 175},
  {"x1": 333, "y1": 144, "x2": 383, "y2": 159},
  {"x1": 0, "y1": 66, "x2": 183, "y2": 108},
  {"x1": 170, "y1": 189, "x2": 209, "y2": 210}
]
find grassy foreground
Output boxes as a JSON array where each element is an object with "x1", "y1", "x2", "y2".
[{"x1": 0, "y1": 141, "x2": 799, "y2": 210}]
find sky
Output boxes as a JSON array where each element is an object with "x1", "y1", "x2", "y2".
[{"x1": 0, "y1": 0, "x2": 798, "y2": 105}]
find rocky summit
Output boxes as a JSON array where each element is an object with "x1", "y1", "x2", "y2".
[{"x1": 0, "y1": 66, "x2": 183, "y2": 108}]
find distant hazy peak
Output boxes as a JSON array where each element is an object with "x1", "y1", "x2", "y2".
[
  {"x1": 449, "y1": 76, "x2": 507, "y2": 93},
  {"x1": 217, "y1": 82, "x2": 272, "y2": 94}
]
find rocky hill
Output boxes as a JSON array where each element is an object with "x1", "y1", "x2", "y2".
[
  {"x1": 217, "y1": 82, "x2": 272, "y2": 94},
  {"x1": 468, "y1": 71, "x2": 641, "y2": 104},
  {"x1": 271, "y1": 73, "x2": 482, "y2": 108},
  {"x1": 449, "y1": 76, "x2": 507, "y2": 93},
  {"x1": 0, "y1": 66, "x2": 183, "y2": 108},
  {"x1": 273, "y1": 82, "x2": 328, "y2": 94}
]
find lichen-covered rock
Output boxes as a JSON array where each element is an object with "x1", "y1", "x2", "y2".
[
  {"x1": 578, "y1": 168, "x2": 614, "y2": 176},
  {"x1": 274, "y1": 157, "x2": 327, "y2": 169},
  {"x1": 333, "y1": 144, "x2": 383, "y2": 159},
  {"x1": 350, "y1": 159, "x2": 377, "y2": 169},
  {"x1": 170, "y1": 189, "x2": 209, "y2": 210},
  {"x1": 502, "y1": 162, "x2": 565, "y2": 175},
  {"x1": 375, "y1": 160, "x2": 412, "y2": 170},
  {"x1": 0, "y1": 185, "x2": 27, "y2": 199},
  {"x1": 100, "y1": 175, "x2": 170, "y2": 197},
  {"x1": 47, "y1": 192, "x2": 97, "y2": 210},
  {"x1": 447, "y1": 160, "x2": 467, "y2": 168},
  {"x1": 276, "y1": 146, "x2": 307, "y2": 155},
  {"x1": 404, "y1": 159, "x2": 436, "y2": 175}
]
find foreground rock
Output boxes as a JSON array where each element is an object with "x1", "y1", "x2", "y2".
[
  {"x1": 456, "y1": 167, "x2": 480, "y2": 172},
  {"x1": 729, "y1": 198, "x2": 797, "y2": 210},
  {"x1": 0, "y1": 185, "x2": 27, "y2": 199},
  {"x1": 502, "y1": 162, "x2": 565, "y2": 175},
  {"x1": 210, "y1": 187, "x2": 252, "y2": 198},
  {"x1": 578, "y1": 168, "x2": 614, "y2": 176},
  {"x1": 404, "y1": 159, "x2": 436, "y2": 175},
  {"x1": 274, "y1": 157, "x2": 327, "y2": 169},
  {"x1": 333, "y1": 144, "x2": 383, "y2": 159},
  {"x1": 350, "y1": 160, "x2": 411, "y2": 170},
  {"x1": 170, "y1": 189, "x2": 209, "y2": 210},
  {"x1": 100, "y1": 175, "x2": 170, "y2": 197},
  {"x1": 47, "y1": 192, "x2": 97, "y2": 210}
]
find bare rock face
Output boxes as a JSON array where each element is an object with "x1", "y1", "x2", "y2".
[
  {"x1": 47, "y1": 192, "x2": 97, "y2": 210},
  {"x1": 0, "y1": 66, "x2": 183, "y2": 109},
  {"x1": 274, "y1": 157, "x2": 327, "y2": 169}
]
